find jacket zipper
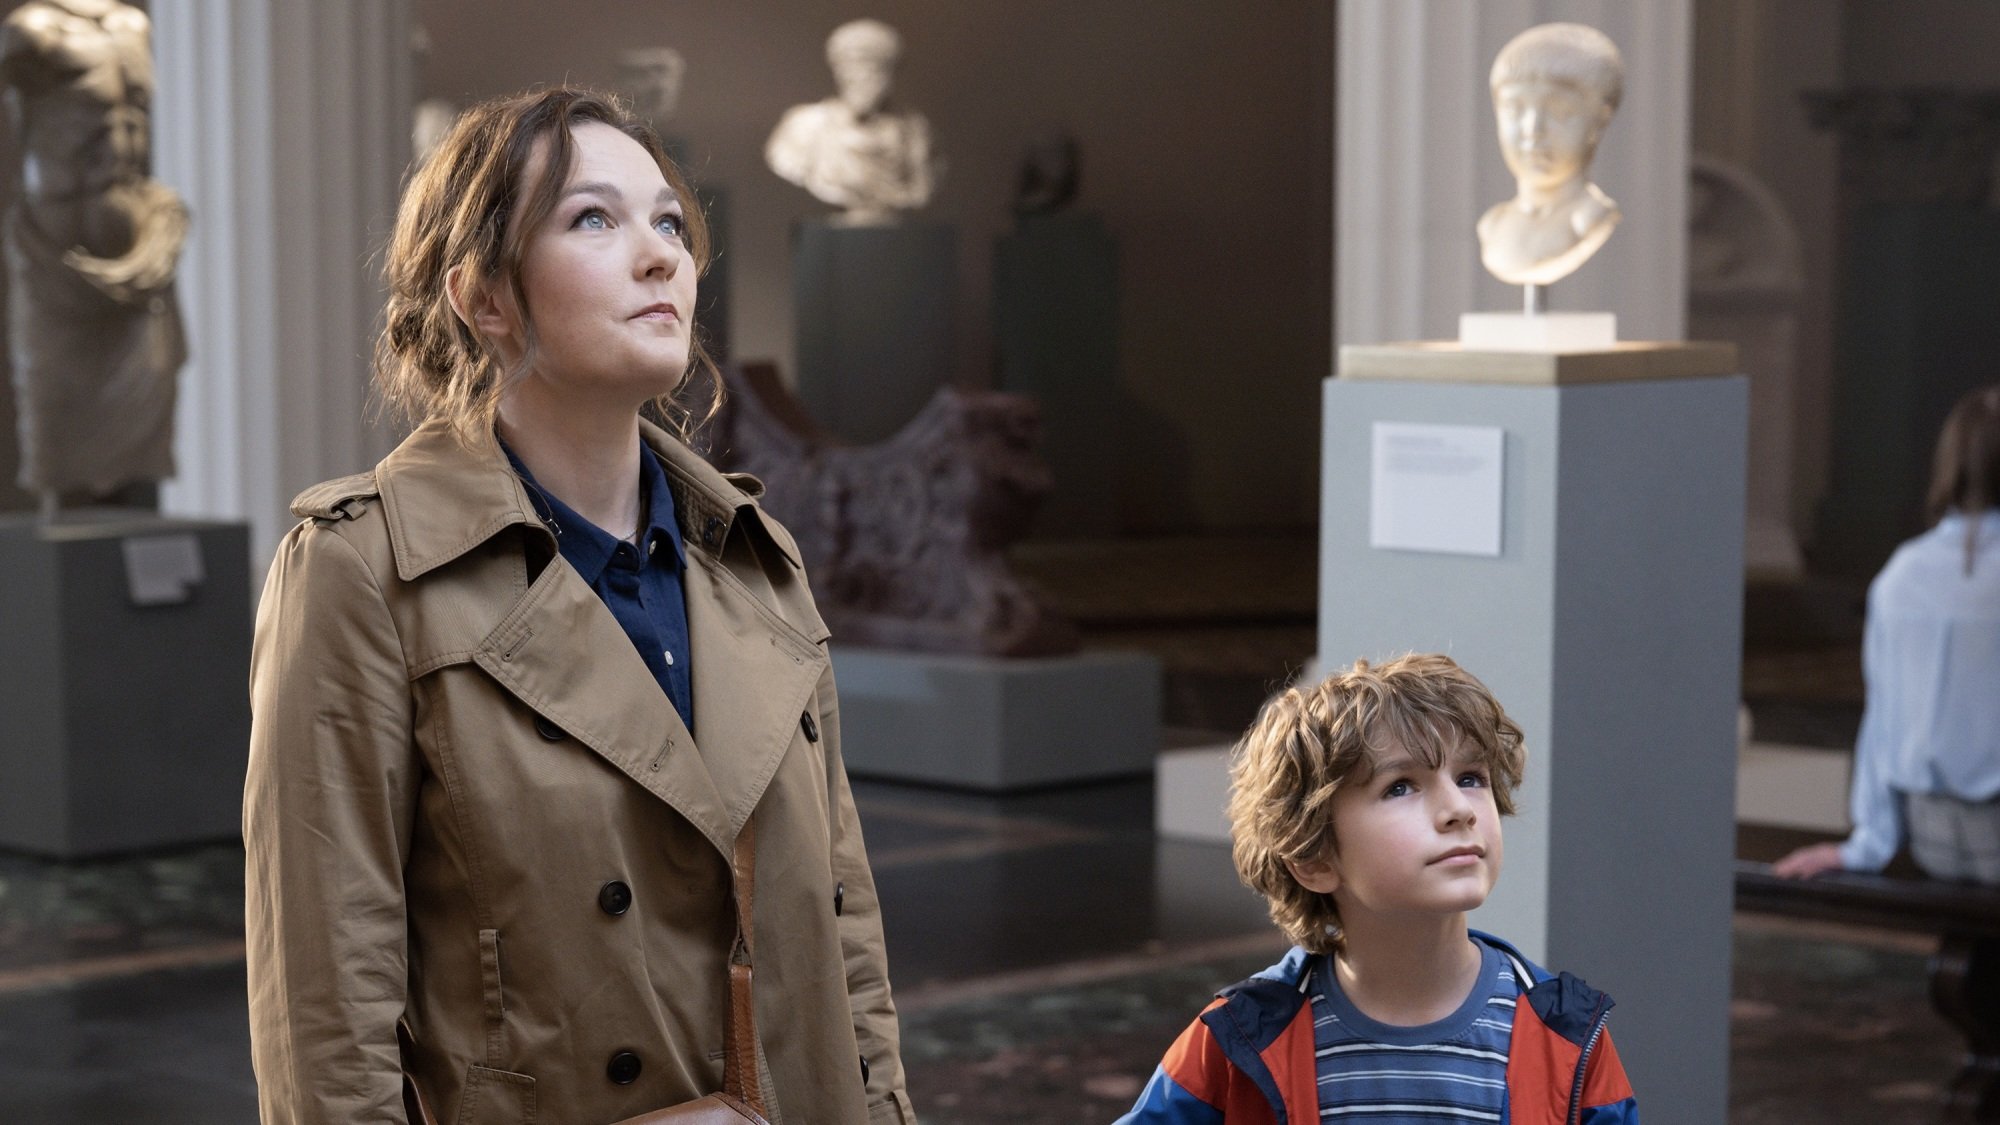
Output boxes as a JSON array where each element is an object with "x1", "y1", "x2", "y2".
[{"x1": 1566, "y1": 1006, "x2": 1611, "y2": 1125}]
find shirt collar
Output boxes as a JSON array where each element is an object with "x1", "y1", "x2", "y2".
[{"x1": 501, "y1": 439, "x2": 687, "y2": 584}]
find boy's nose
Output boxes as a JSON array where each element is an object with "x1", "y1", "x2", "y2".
[{"x1": 1435, "y1": 786, "x2": 1477, "y2": 827}]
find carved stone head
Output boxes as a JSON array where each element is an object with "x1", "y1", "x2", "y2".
[{"x1": 827, "y1": 19, "x2": 899, "y2": 116}]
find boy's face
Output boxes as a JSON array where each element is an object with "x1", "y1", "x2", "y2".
[
  {"x1": 1288, "y1": 735, "x2": 1503, "y2": 924},
  {"x1": 1493, "y1": 75, "x2": 1609, "y2": 194}
]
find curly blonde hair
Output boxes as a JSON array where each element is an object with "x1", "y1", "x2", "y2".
[
  {"x1": 1227, "y1": 653, "x2": 1527, "y2": 954},
  {"x1": 373, "y1": 86, "x2": 721, "y2": 445}
]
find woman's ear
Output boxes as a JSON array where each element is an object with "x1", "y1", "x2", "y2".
[
  {"x1": 1286, "y1": 852, "x2": 1341, "y2": 895},
  {"x1": 445, "y1": 264, "x2": 516, "y2": 347}
]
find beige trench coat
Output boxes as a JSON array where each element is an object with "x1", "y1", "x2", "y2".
[{"x1": 245, "y1": 417, "x2": 916, "y2": 1125}]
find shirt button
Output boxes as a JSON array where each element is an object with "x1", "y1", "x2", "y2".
[
  {"x1": 647, "y1": 539, "x2": 658, "y2": 557},
  {"x1": 663, "y1": 650, "x2": 675, "y2": 666}
]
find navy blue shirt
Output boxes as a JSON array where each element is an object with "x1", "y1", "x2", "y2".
[{"x1": 503, "y1": 441, "x2": 695, "y2": 731}]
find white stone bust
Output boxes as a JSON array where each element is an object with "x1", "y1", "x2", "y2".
[
  {"x1": 1476, "y1": 23, "x2": 1623, "y2": 287},
  {"x1": 765, "y1": 19, "x2": 940, "y2": 225}
]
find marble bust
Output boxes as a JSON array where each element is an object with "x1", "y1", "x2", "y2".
[
  {"x1": 0, "y1": 0, "x2": 188, "y2": 518},
  {"x1": 1476, "y1": 22, "x2": 1623, "y2": 288},
  {"x1": 765, "y1": 19, "x2": 940, "y2": 225}
]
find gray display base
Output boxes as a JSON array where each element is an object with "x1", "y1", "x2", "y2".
[
  {"x1": 994, "y1": 212, "x2": 1120, "y2": 532},
  {"x1": 793, "y1": 220, "x2": 956, "y2": 443},
  {"x1": 0, "y1": 513, "x2": 252, "y2": 856},
  {"x1": 832, "y1": 647, "x2": 1160, "y2": 790},
  {"x1": 1321, "y1": 370, "x2": 1746, "y2": 1125}
]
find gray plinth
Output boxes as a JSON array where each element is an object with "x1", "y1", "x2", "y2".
[
  {"x1": 1321, "y1": 360, "x2": 1745, "y2": 1125},
  {"x1": 0, "y1": 514, "x2": 252, "y2": 856},
  {"x1": 831, "y1": 647, "x2": 1160, "y2": 790},
  {"x1": 994, "y1": 213, "x2": 1120, "y2": 532},
  {"x1": 793, "y1": 221, "x2": 956, "y2": 443}
]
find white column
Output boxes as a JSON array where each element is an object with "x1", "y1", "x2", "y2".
[
  {"x1": 1337, "y1": 0, "x2": 1692, "y2": 344},
  {"x1": 152, "y1": 0, "x2": 413, "y2": 569}
]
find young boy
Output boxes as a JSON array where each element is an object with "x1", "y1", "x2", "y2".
[{"x1": 1117, "y1": 654, "x2": 1638, "y2": 1124}]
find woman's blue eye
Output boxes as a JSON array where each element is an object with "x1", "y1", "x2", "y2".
[
  {"x1": 656, "y1": 212, "x2": 686, "y2": 239},
  {"x1": 572, "y1": 208, "x2": 609, "y2": 230}
]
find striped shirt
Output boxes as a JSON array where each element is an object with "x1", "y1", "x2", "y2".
[{"x1": 1310, "y1": 941, "x2": 1515, "y2": 1122}]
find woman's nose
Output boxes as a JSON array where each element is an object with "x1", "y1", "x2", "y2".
[{"x1": 637, "y1": 229, "x2": 683, "y2": 278}]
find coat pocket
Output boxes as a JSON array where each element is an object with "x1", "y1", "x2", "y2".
[
  {"x1": 479, "y1": 928, "x2": 505, "y2": 1024},
  {"x1": 456, "y1": 1064, "x2": 537, "y2": 1125}
]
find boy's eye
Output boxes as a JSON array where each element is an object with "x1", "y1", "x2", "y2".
[
  {"x1": 1458, "y1": 770, "x2": 1489, "y2": 789},
  {"x1": 1382, "y1": 779, "x2": 1412, "y2": 798}
]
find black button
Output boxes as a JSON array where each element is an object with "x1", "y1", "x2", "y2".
[
  {"x1": 801, "y1": 712, "x2": 820, "y2": 743},
  {"x1": 607, "y1": 1050, "x2": 642, "y2": 1085},
  {"x1": 703, "y1": 515, "x2": 724, "y2": 547},
  {"x1": 598, "y1": 881, "x2": 632, "y2": 916},
  {"x1": 834, "y1": 881, "x2": 844, "y2": 916},
  {"x1": 534, "y1": 715, "x2": 567, "y2": 742},
  {"x1": 859, "y1": 1054, "x2": 869, "y2": 1085}
]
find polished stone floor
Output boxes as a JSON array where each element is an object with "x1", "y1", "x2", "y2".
[{"x1": 0, "y1": 546, "x2": 1952, "y2": 1124}]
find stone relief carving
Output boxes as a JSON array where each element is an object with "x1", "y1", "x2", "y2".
[
  {"x1": 0, "y1": 0, "x2": 188, "y2": 518},
  {"x1": 1477, "y1": 22, "x2": 1625, "y2": 288},
  {"x1": 764, "y1": 19, "x2": 941, "y2": 225},
  {"x1": 1688, "y1": 155, "x2": 1806, "y2": 576},
  {"x1": 616, "y1": 47, "x2": 686, "y2": 130},
  {"x1": 699, "y1": 363, "x2": 1078, "y2": 658}
]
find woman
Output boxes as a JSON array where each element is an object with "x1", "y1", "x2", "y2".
[
  {"x1": 1776, "y1": 385, "x2": 2000, "y2": 885},
  {"x1": 244, "y1": 87, "x2": 915, "y2": 1125}
]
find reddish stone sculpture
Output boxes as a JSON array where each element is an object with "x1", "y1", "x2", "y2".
[{"x1": 702, "y1": 363, "x2": 1078, "y2": 658}]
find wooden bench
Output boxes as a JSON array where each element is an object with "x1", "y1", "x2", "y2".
[{"x1": 1736, "y1": 860, "x2": 2000, "y2": 1123}]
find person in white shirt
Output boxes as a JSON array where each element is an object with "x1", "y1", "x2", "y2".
[{"x1": 1778, "y1": 385, "x2": 2000, "y2": 883}]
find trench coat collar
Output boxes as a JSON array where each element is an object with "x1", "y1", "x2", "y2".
[
  {"x1": 374, "y1": 415, "x2": 799, "y2": 583},
  {"x1": 373, "y1": 415, "x2": 823, "y2": 854}
]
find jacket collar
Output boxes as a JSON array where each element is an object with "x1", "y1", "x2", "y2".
[{"x1": 374, "y1": 415, "x2": 791, "y2": 584}]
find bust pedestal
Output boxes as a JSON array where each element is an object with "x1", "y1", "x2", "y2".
[
  {"x1": 1322, "y1": 340, "x2": 1742, "y2": 1124},
  {"x1": 791, "y1": 220, "x2": 956, "y2": 443},
  {"x1": 0, "y1": 513, "x2": 251, "y2": 856}
]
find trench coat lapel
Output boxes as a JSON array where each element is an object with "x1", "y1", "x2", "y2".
[
  {"x1": 682, "y1": 544, "x2": 827, "y2": 840},
  {"x1": 473, "y1": 558, "x2": 732, "y2": 855}
]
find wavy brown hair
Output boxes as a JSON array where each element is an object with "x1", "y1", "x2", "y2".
[
  {"x1": 1925, "y1": 384, "x2": 2000, "y2": 575},
  {"x1": 374, "y1": 86, "x2": 721, "y2": 444},
  {"x1": 1227, "y1": 653, "x2": 1527, "y2": 954}
]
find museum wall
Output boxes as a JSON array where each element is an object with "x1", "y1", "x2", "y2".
[
  {"x1": 1690, "y1": 0, "x2": 1840, "y2": 541},
  {"x1": 415, "y1": 1, "x2": 1334, "y2": 535},
  {"x1": 1842, "y1": 0, "x2": 2000, "y2": 86}
]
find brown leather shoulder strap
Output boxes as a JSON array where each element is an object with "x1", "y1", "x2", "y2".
[{"x1": 722, "y1": 815, "x2": 764, "y2": 1115}]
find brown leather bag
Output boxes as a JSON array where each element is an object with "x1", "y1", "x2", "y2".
[{"x1": 403, "y1": 818, "x2": 772, "y2": 1125}]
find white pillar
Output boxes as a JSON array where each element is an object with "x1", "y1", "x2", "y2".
[
  {"x1": 152, "y1": 0, "x2": 413, "y2": 569},
  {"x1": 1337, "y1": 0, "x2": 1692, "y2": 345}
]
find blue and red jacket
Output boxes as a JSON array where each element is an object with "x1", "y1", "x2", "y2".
[{"x1": 1115, "y1": 932, "x2": 1639, "y2": 1125}]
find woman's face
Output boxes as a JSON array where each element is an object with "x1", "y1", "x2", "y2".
[{"x1": 509, "y1": 120, "x2": 697, "y2": 407}]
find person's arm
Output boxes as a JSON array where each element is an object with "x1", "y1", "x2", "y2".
[
  {"x1": 1113, "y1": 1011, "x2": 1230, "y2": 1125},
  {"x1": 818, "y1": 660, "x2": 918, "y2": 1125},
  {"x1": 244, "y1": 519, "x2": 419, "y2": 1124},
  {"x1": 1576, "y1": 1026, "x2": 1640, "y2": 1124},
  {"x1": 1776, "y1": 589, "x2": 1901, "y2": 878}
]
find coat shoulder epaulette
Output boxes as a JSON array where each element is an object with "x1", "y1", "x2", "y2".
[
  {"x1": 720, "y1": 470, "x2": 766, "y2": 499},
  {"x1": 290, "y1": 471, "x2": 381, "y2": 522}
]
